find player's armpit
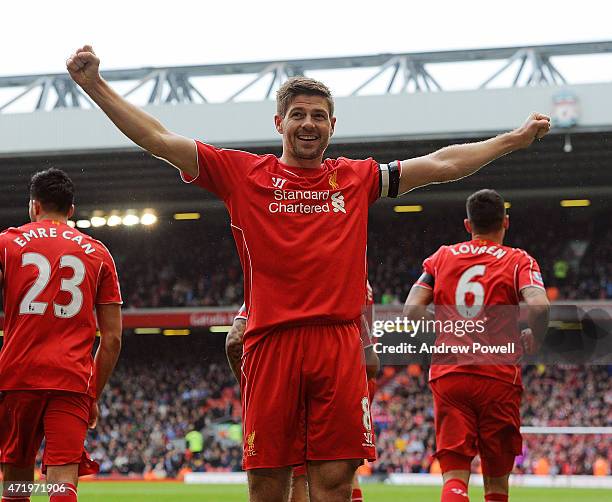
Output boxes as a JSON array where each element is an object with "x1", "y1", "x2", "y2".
[{"x1": 403, "y1": 284, "x2": 434, "y2": 321}]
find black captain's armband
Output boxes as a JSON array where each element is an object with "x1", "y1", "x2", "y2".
[
  {"x1": 415, "y1": 272, "x2": 435, "y2": 289},
  {"x1": 379, "y1": 161, "x2": 401, "y2": 198}
]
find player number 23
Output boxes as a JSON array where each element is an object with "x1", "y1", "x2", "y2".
[{"x1": 19, "y1": 252, "x2": 85, "y2": 318}]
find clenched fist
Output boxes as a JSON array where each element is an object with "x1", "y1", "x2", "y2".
[
  {"x1": 66, "y1": 45, "x2": 101, "y2": 89},
  {"x1": 514, "y1": 112, "x2": 551, "y2": 149}
]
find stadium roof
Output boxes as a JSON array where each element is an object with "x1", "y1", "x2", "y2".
[
  {"x1": 0, "y1": 42, "x2": 610, "y2": 225},
  {"x1": 1, "y1": 130, "x2": 610, "y2": 226},
  {"x1": 2, "y1": 41, "x2": 612, "y2": 111}
]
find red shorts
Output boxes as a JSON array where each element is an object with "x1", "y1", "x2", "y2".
[
  {"x1": 241, "y1": 322, "x2": 376, "y2": 470},
  {"x1": 293, "y1": 464, "x2": 307, "y2": 477},
  {"x1": 0, "y1": 390, "x2": 92, "y2": 468},
  {"x1": 430, "y1": 373, "x2": 522, "y2": 476}
]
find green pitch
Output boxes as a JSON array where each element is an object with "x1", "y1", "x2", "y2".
[{"x1": 77, "y1": 481, "x2": 609, "y2": 501}]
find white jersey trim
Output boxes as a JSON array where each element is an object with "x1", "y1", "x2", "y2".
[
  {"x1": 519, "y1": 284, "x2": 547, "y2": 293},
  {"x1": 379, "y1": 163, "x2": 389, "y2": 197},
  {"x1": 513, "y1": 263, "x2": 520, "y2": 302},
  {"x1": 235, "y1": 303, "x2": 248, "y2": 321},
  {"x1": 231, "y1": 223, "x2": 252, "y2": 319},
  {"x1": 179, "y1": 140, "x2": 201, "y2": 184}
]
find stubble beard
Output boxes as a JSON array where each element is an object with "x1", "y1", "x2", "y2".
[{"x1": 292, "y1": 137, "x2": 328, "y2": 161}]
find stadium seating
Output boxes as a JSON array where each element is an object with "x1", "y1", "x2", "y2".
[
  {"x1": 91, "y1": 207, "x2": 612, "y2": 309},
  {"x1": 71, "y1": 339, "x2": 611, "y2": 477},
  {"x1": 3, "y1": 206, "x2": 609, "y2": 478}
]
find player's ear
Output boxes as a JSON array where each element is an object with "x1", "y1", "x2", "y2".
[
  {"x1": 503, "y1": 215, "x2": 509, "y2": 230},
  {"x1": 274, "y1": 114, "x2": 284, "y2": 134},
  {"x1": 29, "y1": 199, "x2": 41, "y2": 221},
  {"x1": 330, "y1": 116, "x2": 336, "y2": 136},
  {"x1": 464, "y1": 219, "x2": 472, "y2": 234},
  {"x1": 67, "y1": 204, "x2": 75, "y2": 220}
]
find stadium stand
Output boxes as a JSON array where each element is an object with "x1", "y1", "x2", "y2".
[
  {"x1": 79, "y1": 345, "x2": 610, "y2": 477},
  {"x1": 1, "y1": 204, "x2": 610, "y2": 479},
  {"x1": 1, "y1": 139, "x2": 610, "y2": 488},
  {"x1": 373, "y1": 365, "x2": 611, "y2": 475},
  {"x1": 72, "y1": 206, "x2": 612, "y2": 310}
]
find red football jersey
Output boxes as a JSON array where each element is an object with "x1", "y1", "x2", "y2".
[
  {"x1": 0, "y1": 221, "x2": 122, "y2": 397},
  {"x1": 238, "y1": 280, "x2": 375, "y2": 347},
  {"x1": 183, "y1": 141, "x2": 380, "y2": 351},
  {"x1": 235, "y1": 302, "x2": 247, "y2": 320},
  {"x1": 415, "y1": 238, "x2": 545, "y2": 386}
]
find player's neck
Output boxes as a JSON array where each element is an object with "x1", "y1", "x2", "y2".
[
  {"x1": 37, "y1": 214, "x2": 68, "y2": 224},
  {"x1": 471, "y1": 232, "x2": 504, "y2": 245},
  {"x1": 279, "y1": 152, "x2": 322, "y2": 170}
]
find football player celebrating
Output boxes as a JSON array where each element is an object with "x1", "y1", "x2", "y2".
[
  {"x1": 0, "y1": 169, "x2": 122, "y2": 502},
  {"x1": 404, "y1": 189, "x2": 550, "y2": 502},
  {"x1": 226, "y1": 281, "x2": 380, "y2": 502},
  {"x1": 67, "y1": 45, "x2": 550, "y2": 502}
]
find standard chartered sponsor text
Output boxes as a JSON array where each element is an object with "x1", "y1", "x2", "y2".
[{"x1": 269, "y1": 189, "x2": 344, "y2": 214}]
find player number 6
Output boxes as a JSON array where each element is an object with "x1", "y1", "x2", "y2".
[{"x1": 455, "y1": 265, "x2": 486, "y2": 319}]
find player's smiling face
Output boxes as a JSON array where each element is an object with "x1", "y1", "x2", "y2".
[{"x1": 275, "y1": 94, "x2": 336, "y2": 164}]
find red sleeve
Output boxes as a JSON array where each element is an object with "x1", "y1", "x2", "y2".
[
  {"x1": 415, "y1": 247, "x2": 443, "y2": 290},
  {"x1": 516, "y1": 251, "x2": 546, "y2": 292},
  {"x1": 235, "y1": 303, "x2": 247, "y2": 320},
  {"x1": 96, "y1": 250, "x2": 123, "y2": 305},
  {"x1": 180, "y1": 141, "x2": 260, "y2": 200},
  {"x1": 0, "y1": 230, "x2": 7, "y2": 272},
  {"x1": 346, "y1": 157, "x2": 380, "y2": 205}
]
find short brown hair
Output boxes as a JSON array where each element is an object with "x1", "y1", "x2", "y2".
[
  {"x1": 276, "y1": 77, "x2": 334, "y2": 117},
  {"x1": 29, "y1": 167, "x2": 75, "y2": 214},
  {"x1": 466, "y1": 189, "x2": 506, "y2": 233}
]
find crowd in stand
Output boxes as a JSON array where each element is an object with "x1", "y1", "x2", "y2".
[
  {"x1": 99, "y1": 208, "x2": 612, "y2": 310},
  {"x1": 372, "y1": 364, "x2": 611, "y2": 476},
  {"x1": 86, "y1": 348, "x2": 243, "y2": 477},
  {"x1": 2, "y1": 208, "x2": 610, "y2": 479},
  {"x1": 104, "y1": 223, "x2": 243, "y2": 309},
  {"x1": 78, "y1": 340, "x2": 611, "y2": 477}
]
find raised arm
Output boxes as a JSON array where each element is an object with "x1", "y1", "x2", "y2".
[
  {"x1": 66, "y1": 45, "x2": 197, "y2": 177},
  {"x1": 397, "y1": 113, "x2": 551, "y2": 194}
]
